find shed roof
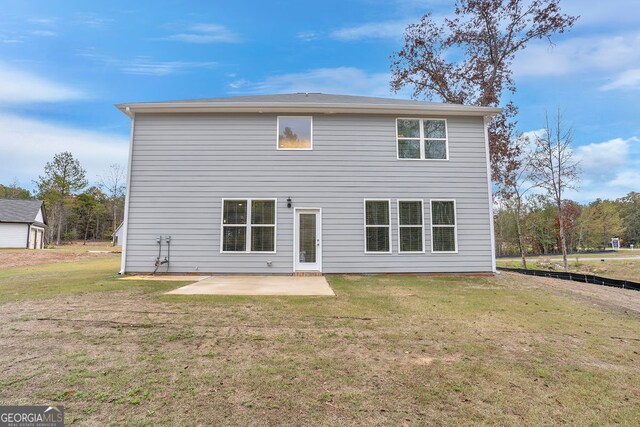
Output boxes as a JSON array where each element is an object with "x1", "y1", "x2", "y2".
[
  {"x1": 0, "y1": 199, "x2": 46, "y2": 226},
  {"x1": 116, "y1": 93, "x2": 501, "y2": 117}
]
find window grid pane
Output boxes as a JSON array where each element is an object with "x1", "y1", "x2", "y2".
[
  {"x1": 398, "y1": 139, "x2": 421, "y2": 159},
  {"x1": 432, "y1": 226, "x2": 456, "y2": 252},
  {"x1": 366, "y1": 226, "x2": 390, "y2": 252},
  {"x1": 251, "y1": 200, "x2": 275, "y2": 225},
  {"x1": 223, "y1": 200, "x2": 247, "y2": 225},
  {"x1": 399, "y1": 201, "x2": 422, "y2": 225},
  {"x1": 432, "y1": 201, "x2": 455, "y2": 225},
  {"x1": 425, "y1": 140, "x2": 447, "y2": 159},
  {"x1": 365, "y1": 201, "x2": 389, "y2": 225},
  {"x1": 424, "y1": 120, "x2": 446, "y2": 139},
  {"x1": 223, "y1": 226, "x2": 246, "y2": 252},
  {"x1": 400, "y1": 227, "x2": 423, "y2": 252},
  {"x1": 251, "y1": 226, "x2": 275, "y2": 252},
  {"x1": 397, "y1": 119, "x2": 420, "y2": 138}
]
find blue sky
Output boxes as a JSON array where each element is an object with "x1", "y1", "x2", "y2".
[{"x1": 0, "y1": 0, "x2": 638, "y2": 202}]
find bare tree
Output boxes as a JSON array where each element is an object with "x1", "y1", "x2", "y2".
[
  {"x1": 529, "y1": 110, "x2": 580, "y2": 271},
  {"x1": 391, "y1": 0, "x2": 578, "y2": 182},
  {"x1": 495, "y1": 134, "x2": 537, "y2": 268},
  {"x1": 98, "y1": 163, "x2": 126, "y2": 239}
]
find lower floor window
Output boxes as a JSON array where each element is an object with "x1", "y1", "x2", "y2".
[
  {"x1": 431, "y1": 200, "x2": 457, "y2": 252},
  {"x1": 222, "y1": 199, "x2": 276, "y2": 252},
  {"x1": 365, "y1": 200, "x2": 391, "y2": 253},
  {"x1": 398, "y1": 200, "x2": 424, "y2": 252}
]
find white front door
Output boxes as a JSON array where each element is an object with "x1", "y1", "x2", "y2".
[{"x1": 294, "y1": 208, "x2": 322, "y2": 272}]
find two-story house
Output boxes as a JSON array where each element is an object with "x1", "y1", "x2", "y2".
[{"x1": 116, "y1": 93, "x2": 499, "y2": 275}]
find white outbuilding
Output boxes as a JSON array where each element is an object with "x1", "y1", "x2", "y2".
[
  {"x1": 112, "y1": 222, "x2": 124, "y2": 246},
  {"x1": 0, "y1": 199, "x2": 47, "y2": 249}
]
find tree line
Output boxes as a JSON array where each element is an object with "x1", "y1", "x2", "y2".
[
  {"x1": 495, "y1": 192, "x2": 640, "y2": 257},
  {"x1": 1, "y1": 152, "x2": 126, "y2": 245}
]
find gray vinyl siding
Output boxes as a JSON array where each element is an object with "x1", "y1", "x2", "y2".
[{"x1": 124, "y1": 113, "x2": 493, "y2": 273}]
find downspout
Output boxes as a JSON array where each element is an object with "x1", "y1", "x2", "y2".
[
  {"x1": 119, "y1": 109, "x2": 135, "y2": 274},
  {"x1": 483, "y1": 116, "x2": 497, "y2": 273},
  {"x1": 26, "y1": 223, "x2": 31, "y2": 249}
]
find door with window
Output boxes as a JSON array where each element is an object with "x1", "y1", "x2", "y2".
[{"x1": 294, "y1": 209, "x2": 322, "y2": 272}]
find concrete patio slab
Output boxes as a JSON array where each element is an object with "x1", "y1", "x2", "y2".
[
  {"x1": 120, "y1": 275, "x2": 209, "y2": 282},
  {"x1": 165, "y1": 275, "x2": 335, "y2": 296}
]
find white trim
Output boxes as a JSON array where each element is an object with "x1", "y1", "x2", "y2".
[
  {"x1": 117, "y1": 102, "x2": 502, "y2": 117},
  {"x1": 429, "y1": 199, "x2": 458, "y2": 254},
  {"x1": 293, "y1": 207, "x2": 323, "y2": 272},
  {"x1": 397, "y1": 199, "x2": 425, "y2": 254},
  {"x1": 119, "y1": 113, "x2": 135, "y2": 274},
  {"x1": 220, "y1": 198, "x2": 277, "y2": 254},
  {"x1": 363, "y1": 199, "x2": 392, "y2": 254},
  {"x1": 483, "y1": 117, "x2": 497, "y2": 272},
  {"x1": 276, "y1": 116, "x2": 313, "y2": 150},
  {"x1": 396, "y1": 118, "x2": 449, "y2": 161}
]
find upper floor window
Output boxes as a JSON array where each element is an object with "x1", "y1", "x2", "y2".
[
  {"x1": 396, "y1": 118, "x2": 448, "y2": 160},
  {"x1": 222, "y1": 199, "x2": 276, "y2": 253},
  {"x1": 277, "y1": 116, "x2": 312, "y2": 150}
]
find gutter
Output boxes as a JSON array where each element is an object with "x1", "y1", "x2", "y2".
[{"x1": 115, "y1": 102, "x2": 502, "y2": 117}]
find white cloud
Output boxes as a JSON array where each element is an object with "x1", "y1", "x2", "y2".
[
  {"x1": 575, "y1": 137, "x2": 632, "y2": 173},
  {"x1": 27, "y1": 17, "x2": 57, "y2": 25},
  {"x1": 79, "y1": 51, "x2": 217, "y2": 76},
  {"x1": 122, "y1": 57, "x2": 217, "y2": 76},
  {"x1": 562, "y1": 0, "x2": 640, "y2": 28},
  {"x1": 297, "y1": 31, "x2": 319, "y2": 42},
  {"x1": 609, "y1": 170, "x2": 640, "y2": 188},
  {"x1": 520, "y1": 128, "x2": 545, "y2": 142},
  {"x1": 513, "y1": 32, "x2": 640, "y2": 79},
  {"x1": 74, "y1": 13, "x2": 113, "y2": 28},
  {"x1": 519, "y1": 132, "x2": 640, "y2": 202},
  {"x1": 561, "y1": 136, "x2": 639, "y2": 202},
  {"x1": 228, "y1": 67, "x2": 396, "y2": 97},
  {"x1": 0, "y1": 62, "x2": 84, "y2": 104},
  {"x1": 30, "y1": 30, "x2": 57, "y2": 37},
  {"x1": 163, "y1": 23, "x2": 239, "y2": 43},
  {"x1": 0, "y1": 113, "x2": 128, "y2": 188},
  {"x1": 330, "y1": 19, "x2": 409, "y2": 41},
  {"x1": 601, "y1": 68, "x2": 640, "y2": 91},
  {"x1": 0, "y1": 35, "x2": 22, "y2": 44}
]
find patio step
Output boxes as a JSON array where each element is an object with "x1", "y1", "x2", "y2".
[{"x1": 292, "y1": 272, "x2": 323, "y2": 277}]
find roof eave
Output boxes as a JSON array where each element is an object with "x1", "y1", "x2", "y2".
[{"x1": 116, "y1": 102, "x2": 501, "y2": 117}]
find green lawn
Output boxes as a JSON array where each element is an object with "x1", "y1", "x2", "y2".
[
  {"x1": 1, "y1": 256, "x2": 639, "y2": 425},
  {"x1": 0, "y1": 257, "x2": 134, "y2": 303}
]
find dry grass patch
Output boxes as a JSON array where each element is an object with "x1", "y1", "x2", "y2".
[{"x1": 0, "y1": 241, "x2": 119, "y2": 269}]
